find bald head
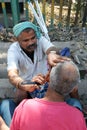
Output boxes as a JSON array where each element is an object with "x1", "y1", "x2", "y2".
[{"x1": 49, "y1": 61, "x2": 80, "y2": 96}]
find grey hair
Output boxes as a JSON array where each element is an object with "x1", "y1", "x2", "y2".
[{"x1": 49, "y1": 61, "x2": 80, "y2": 96}]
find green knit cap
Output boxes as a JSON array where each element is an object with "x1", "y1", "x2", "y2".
[{"x1": 13, "y1": 21, "x2": 41, "y2": 39}]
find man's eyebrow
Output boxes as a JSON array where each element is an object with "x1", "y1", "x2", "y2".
[
  {"x1": 22, "y1": 39, "x2": 29, "y2": 42},
  {"x1": 22, "y1": 35, "x2": 36, "y2": 42},
  {"x1": 31, "y1": 35, "x2": 36, "y2": 40}
]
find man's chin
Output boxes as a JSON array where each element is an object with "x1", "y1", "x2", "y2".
[
  {"x1": 27, "y1": 48, "x2": 35, "y2": 52},
  {"x1": 27, "y1": 46, "x2": 37, "y2": 52}
]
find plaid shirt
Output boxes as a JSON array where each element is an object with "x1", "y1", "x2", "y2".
[{"x1": 29, "y1": 82, "x2": 48, "y2": 98}]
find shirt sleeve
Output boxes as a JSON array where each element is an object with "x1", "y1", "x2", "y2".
[
  {"x1": 7, "y1": 45, "x2": 19, "y2": 71},
  {"x1": 10, "y1": 99, "x2": 27, "y2": 130},
  {"x1": 38, "y1": 36, "x2": 55, "y2": 53}
]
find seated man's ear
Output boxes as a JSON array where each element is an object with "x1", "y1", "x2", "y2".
[
  {"x1": 69, "y1": 86, "x2": 79, "y2": 99},
  {"x1": 45, "y1": 71, "x2": 50, "y2": 82}
]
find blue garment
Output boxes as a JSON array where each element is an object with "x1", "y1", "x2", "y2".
[
  {"x1": 60, "y1": 47, "x2": 70, "y2": 57},
  {"x1": 65, "y1": 98, "x2": 82, "y2": 111},
  {"x1": 0, "y1": 99, "x2": 16, "y2": 126},
  {"x1": 29, "y1": 82, "x2": 48, "y2": 98}
]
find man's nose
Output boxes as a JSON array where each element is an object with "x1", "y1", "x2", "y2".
[{"x1": 28, "y1": 39, "x2": 33, "y2": 44}]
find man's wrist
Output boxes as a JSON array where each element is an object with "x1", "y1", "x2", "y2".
[
  {"x1": 16, "y1": 78, "x2": 23, "y2": 89},
  {"x1": 49, "y1": 51, "x2": 56, "y2": 54},
  {"x1": 46, "y1": 47, "x2": 59, "y2": 55},
  {"x1": 16, "y1": 81, "x2": 22, "y2": 89}
]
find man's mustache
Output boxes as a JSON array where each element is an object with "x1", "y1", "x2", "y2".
[{"x1": 27, "y1": 43, "x2": 37, "y2": 49}]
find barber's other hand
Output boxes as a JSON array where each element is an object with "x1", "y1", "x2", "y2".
[
  {"x1": 19, "y1": 74, "x2": 46, "y2": 92},
  {"x1": 47, "y1": 52, "x2": 71, "y2": 67},
  {"x1": 20, "y1": 83, "x2": 39, "y2": 92},
  {"x1": 32, "y1": 74, "x2": 46, "y2": 85}
]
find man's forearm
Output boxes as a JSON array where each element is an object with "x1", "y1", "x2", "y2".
[
  {"x1": 8, "y1": 69, "x2": 23, "y2": 89},
  {"x1": 0, "y1": 116, "x2": 9, "y2": 130}
]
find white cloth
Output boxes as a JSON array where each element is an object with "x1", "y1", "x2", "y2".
[{"x1": 7, "y1": 36, "x2": 54, "y2": 81}]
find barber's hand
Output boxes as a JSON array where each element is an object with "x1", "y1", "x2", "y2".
[
  {"x1": 20, "y1": 83, "x2": 39, "y2": 92},
  {"x1": 47, "y1": 52, "x2": 71, "y2": 67},
  {"x1": 19, "y1": 74, "x2": 46, "y2": 92},
  {"x1": 32, "y1": 74, "x2": 46, "y2": 85}
]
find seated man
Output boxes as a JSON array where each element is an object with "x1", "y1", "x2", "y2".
[{"x1": 8, "y1": 61, "x2": 86, "y2": 130}]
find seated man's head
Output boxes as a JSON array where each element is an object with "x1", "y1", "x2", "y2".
[
  {"x1": 13, "y1": 21, "x2": 41, "y2": 52},
  {"x1": 49, "y1": 61, "x2": 80, "y2": 96}
]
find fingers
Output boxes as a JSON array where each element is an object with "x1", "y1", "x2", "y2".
[
  {"x1": 56, "y1": 55, "x2": 71, "y2": 61},
  {"x1": 45, "y1": 71, "x2": 50, "y2": 82},
  {"x1": 21, "y1": 84, "x2": 39, "y2": 92},
  {"x1": 32, "y1": 74, "x2": 45, "y2": 85},
  {"x1": 48, "y1": 53, "x2": 71, "y2": 67},
  {"x1": 20, "y1": 73, "x2": 46, "y2": 92},
  {"x1": 28, "y1": 84, "x2": 40, "y2": 92}
]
